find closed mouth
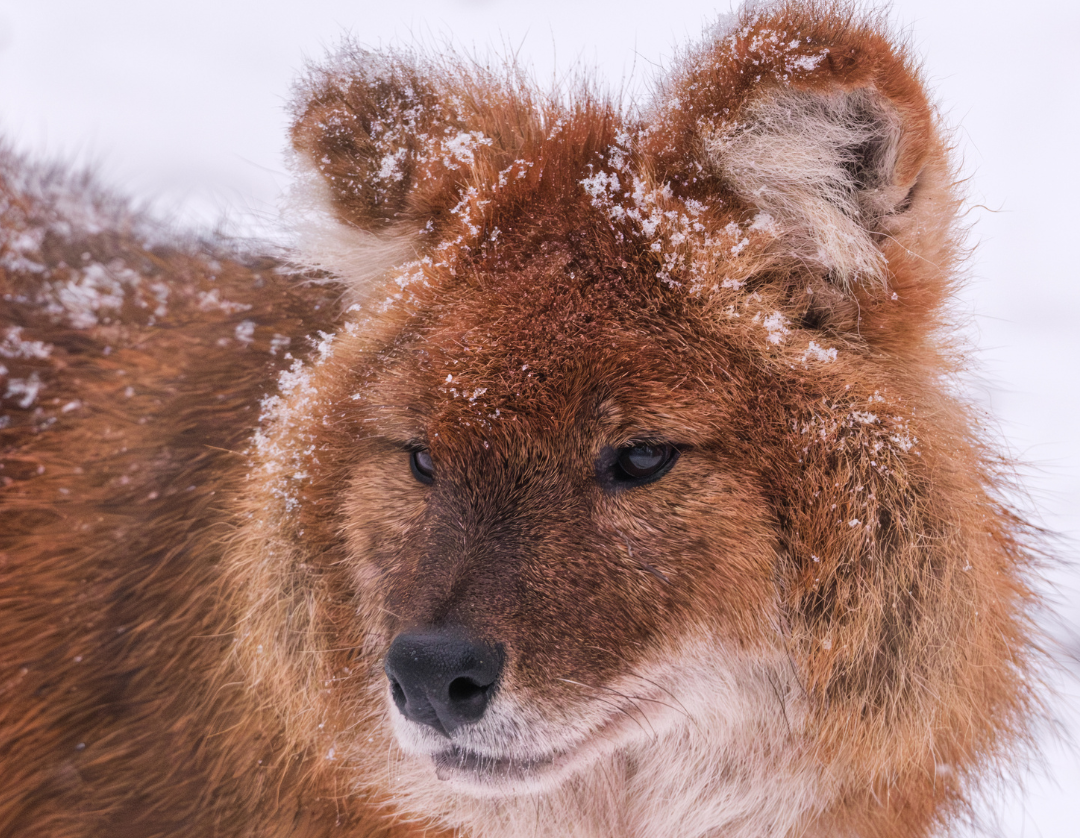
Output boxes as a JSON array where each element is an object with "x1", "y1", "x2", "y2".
[
  {"x1": 432, "y1": 745, "x2": 557, "y2": 786},
  {"x1": 419, "y1": 684, "x2": 674, "y2": 794}
]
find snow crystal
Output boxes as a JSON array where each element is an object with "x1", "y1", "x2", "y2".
[
  {"x1": 789, "y1": 53, "x2": 827, "y2": 72},
  {"x1": 0, "y1": 228, "x2": 47, "y2": 273},
  {"x1": 802, "y1": 341, "x2": 837, "y2": 363},
  {"x1": 234, "y1": 320, "x2": 256, "y2": 345},
  {"x1": 748, "y1": 212, "x2": 777, "y2": 234},
  {"x1": 762, "y1": 311, "x2": 789, "y2": 345},
  {"x1": 442, "y1": 131, "x2": 493, "y2": 169},
  {"x1": 51, "y1": 263, "x2": 126, "y2": 328},
  {"x1": 375, "y1": 147, "x2": 407, "y2": 183},
  {"x1": 581, "y1": 170, "x2": 621, "y2": 201},
  {"x1": 276, "y1": 356, "x2": 310, "y2": 396},
  {"x1": 889, "y1": 433, "x2": 916, "y2": 453},
  {"x1": 269, "y1": 334, "x2": 291, "y2": 356},
  {"x1": 0, "y1": 327, "x2": 52, "y2": 360},
  {"x1": 198, "y1": 288, "x2": 252, "y2": 315},
  {"x1": 5, "y1": 373, "x2": 42, "y2": 408}
]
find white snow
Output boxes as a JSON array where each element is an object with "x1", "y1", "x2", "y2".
[
  {"x1": 234, "y1": 320, "x2": 256, "y2": 344},
  {"x1": 802, "y1": 341, "x2": 838, "y2": 363},
  {"x1": 0, "y1": 327, "x2": 52, "y2": 360},
  {"x1": 4, "y1": 373, "x2": 42, "y2": 409}
]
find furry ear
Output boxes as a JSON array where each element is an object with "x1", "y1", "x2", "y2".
[
  {"x1": 291, "y1": 49, "x2": 491, "y2": 231},
  {"x1": 288, "y1": 48, "x2": 507, "y2": 300},
  {"x1": 647, "y1": 2, "x2": 946, "y2": 287}
]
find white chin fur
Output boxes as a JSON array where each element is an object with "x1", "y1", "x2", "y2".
[{"x1": 376, "y1": 640, "x2": 826, "y2": 838}]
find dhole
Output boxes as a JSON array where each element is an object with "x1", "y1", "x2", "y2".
[{"x1": 0, "y1": 3, "x2": 1039, "y2": 836}]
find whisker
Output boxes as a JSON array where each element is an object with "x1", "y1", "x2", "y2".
[
  {"x1": 556, "y1": 677, "x2": 656, "y2": 738},
  {"x1": 580, "y1": 644, "x2": 695, "y2": 724}
]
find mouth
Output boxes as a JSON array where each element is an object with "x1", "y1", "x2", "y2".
[
  {"x1": 402, "y1": 683, "x2": 679, "y2": 795},
  {"x1": 431, "y1": 745, "x2": 562, "y2": 793}
]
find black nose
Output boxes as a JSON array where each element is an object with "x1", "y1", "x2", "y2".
[{"x1": 384, "y1": 630, "x2": 504, "y2": 736}]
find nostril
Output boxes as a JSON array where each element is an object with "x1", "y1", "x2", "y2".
[
  {"x1": 448, "y1": 676, "x2": 486, "y2": 705},
  {"x1": 384, "y1": 630, "x2": 504, "y2": 734},
  {"x1": 390, "y1": 678, "x2": 407, "y2": 714}
]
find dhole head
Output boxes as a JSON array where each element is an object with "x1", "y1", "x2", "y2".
[{"x1": 229, "y1": 2, "x2": 1033, "y2": 832}]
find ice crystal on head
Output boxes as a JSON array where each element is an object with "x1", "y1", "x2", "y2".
[
  {"x1": 889, "y1": 432, "x2": 916, "y2": 453},
  {"x1": 198, "y1": 288, "x2": 252, "y2": 315},
  {"x1": 579, "y1": 133, "x2": 782, "y2": 294},
  {"x1": 789, "y1": 53, "x2": 827, "y2": 72},
  {"x1": 802, "y1": 341, "x2": 838, "y2": 363},
  {"x1": 495, "y1": 159, "x2": 533, "y2": 189},
  {"x1": 277, "y1": 356, "x2": 311, "y2": 397},
  {"x1": 441, "y1": 131, "x2": 493, "y2": 169},
  {"x1": 48, "y1": 262, "x2": 127, "y2": 328},
  {"x1": 269, "y1": 334, "x2": 291, "y2": 356},
  {"x1": 581, "y1": 170, "x2": 621, "y2": 202},
  {"x1": 313, "y1": 331, "x2": 336, "y2": 361},
  {"x1": 251, "y1": 352, "x2": 322, "y2": 516},
  {"x1": 749, "y1": 211, "x2": 777, "y2": 234},
  {"x1": 0, "y1": 228, "x2": 47, "y2": 273},
  {"x1": 448, "y1": 186, "x2": 486, "y2": 238},
  {"x1": 762, "y1": 311, "x2": 789, "y2": 345},
  {"x1": 375, "y1": 147, "x2": 408, "y2": 184}
]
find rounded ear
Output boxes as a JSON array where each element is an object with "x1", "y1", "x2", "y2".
[
  {"x1": 288, "y1": 47, "x2": 519, "y2": 302},
  {"x1": 290, "y1": 48, "x2": 492, "y2": 233},
  {"x1": 646, "y1": 3, "x2": 948, "y2": 288}
]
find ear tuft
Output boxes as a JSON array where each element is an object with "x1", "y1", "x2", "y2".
[
  {"x1": 648, "y1": 2, "x2": 942, "y2": 288},
  {"x1": 708, "y1": 86, "x2": 908, "y2": 285}
]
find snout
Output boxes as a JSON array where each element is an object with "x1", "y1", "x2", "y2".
[{"x1": 384, "y1": 630, "x2": 504, "y2": 736}]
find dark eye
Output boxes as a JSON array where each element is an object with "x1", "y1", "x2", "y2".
[
  {"x1": 410, "y1": 448, "x2": 434, "y2": 485},
  {"x1": 613, "y1": 443, "x2": 679, "y2": 485}
]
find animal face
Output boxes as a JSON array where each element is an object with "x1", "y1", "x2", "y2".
[
  {"x1": 222, "y1": 4, "x2": 1035, "y2": 834},
  {"x1": 334, "y1": 267, "x2": 786, "y2": 794}
]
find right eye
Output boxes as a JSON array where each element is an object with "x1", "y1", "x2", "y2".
[
  {"x1": 613, "y1": 442, "x2": 679, "y2": 485},
  {"x1": 410, "y1": 449, "x2": 434, "y2": 485}
]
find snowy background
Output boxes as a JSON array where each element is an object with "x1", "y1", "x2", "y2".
[{"x1": 1, "y1": 0, "x2": 1077, "y2": 833}]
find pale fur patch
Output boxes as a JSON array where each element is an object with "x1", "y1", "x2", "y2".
[
  {"x1": 286, "y1": 162, "x2": 420, "y2": 308},
  {"x1": 365, "y1": 636, "x2": 827, "y2": 838},
  {"x1": 708, "y1": 87, "x2": 906, "y2": 287}
]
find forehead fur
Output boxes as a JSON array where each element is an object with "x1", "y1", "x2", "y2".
[{"x1": 289, "y1": 0, "x2": 944, "y2": 316}]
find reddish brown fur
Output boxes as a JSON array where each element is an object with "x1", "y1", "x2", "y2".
[{"x1": 1, "y1": 4, "x2": 1038, "y2": 836}]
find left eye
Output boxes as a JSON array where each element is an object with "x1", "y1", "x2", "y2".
[
  {"x1": 613, "y1": 443, "x2": 679, "y2": 484},
  {"x1": 410, "y1": 449, "x2": 435, "y2": 485}
]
